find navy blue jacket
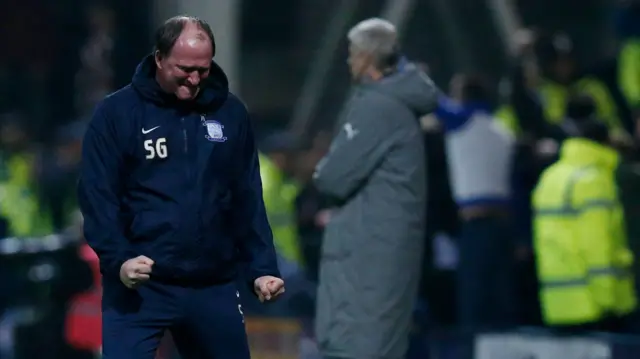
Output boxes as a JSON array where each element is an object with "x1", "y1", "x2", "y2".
[{"x1": 77, "y1": 55, "x2": 280, "y2": 287}]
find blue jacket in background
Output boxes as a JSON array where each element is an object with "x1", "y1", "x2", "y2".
[{"x1": 77, "y1": 54, "x2": 280, "y2": 288}]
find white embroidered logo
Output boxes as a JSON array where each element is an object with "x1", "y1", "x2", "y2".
[
  {"x1": 343, "y1": 123, "x2": 359, "y2": 140},
  {"x1": 202, "y1": 115, "x2": 227, "y2": 142},
  {"x1": 141, "y1": 126, "x2": 160, "y2": 134}
]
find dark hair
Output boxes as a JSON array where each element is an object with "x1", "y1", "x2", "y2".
[
  {"x1": 153, "y1": 16, "x2": 216, "y2": 58},
  {"x1": 456, "y1": 73, "x2": 491, "y2": 103},
  {"x1": 566, "y1": 94, "x2": 597, "y2": 120},
  {"x1": 575, "y1": 118, "x2": 610, "y2": 144}
]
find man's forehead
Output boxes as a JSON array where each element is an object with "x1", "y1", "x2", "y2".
[{"x1": 169, "y1": 35, "x2": 213, "y2": 66}]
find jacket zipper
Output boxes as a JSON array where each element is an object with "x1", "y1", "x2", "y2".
[
  {"x1": 181, "y1": 117, "x2": 193, "y2": 193},
  {"x1": 181, "y1": 117, "x2": 188, "y2": 154},
  {"x1": 182, "y1": 117, "x2": 202, "y2": 251}
]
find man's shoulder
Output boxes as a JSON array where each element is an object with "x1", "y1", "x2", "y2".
[
  {"x1": 95, "y1": 85, "x2": 139, "y2": 115},
  {"x1": 536, "y1": 164, "x2": 574, "y2": 189},
  {"x1": 346, "y1": 89, "x2": 405, "y2": 127},
  {"x1": 90, "y1": 85, "x2": 139, "y2": 130},
  {"x1": 357, "y1": 87, "x2": 399, "y2": 107},
  {"x1": 103, "y1": 84, "x2": 137, "y2": 104},
  {"x1": 215, "y1": 92, "x2": 252, "y2": 133},
  {"x1": 542, "y1": 164, "x2": 611, "y2": 196},
  {"x1": 223, "y1": 92, "x2": 249, "y2": 116}
]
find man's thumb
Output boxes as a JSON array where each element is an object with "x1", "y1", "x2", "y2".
[{"x1": 136, "y1": 255, "x2": 154, "y2": 266}]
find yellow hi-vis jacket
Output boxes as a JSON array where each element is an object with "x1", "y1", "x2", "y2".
[
  {"x1": 533, "y1": 138, "x2": 637, "y2": 325},
  {"x1": 496, "y1": 78, "x2": 627, "y2": 138},
  {"x1": 619, "y1": 39, "x2": 640, "y2": 110},
  {"x1": 258, "y1": 152, "x2": 302, "y2": 265},
  {"x1": 0, "y1": 153, "x2": 52, "y2": 236}
]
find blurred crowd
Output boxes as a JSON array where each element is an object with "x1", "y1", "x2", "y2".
[
  {"x1": 0, "y1": 2, "x2": 118, "y2": 238},
  {"x1": 261, "y1": 1, "x2": 640, "y2": 357},
  {"x1": 3, "y1": 0, "x2": 640, "y2": 359}
]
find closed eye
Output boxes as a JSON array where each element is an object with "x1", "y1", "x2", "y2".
[{"x1": 177, "y1": 65, "x2": 209, "y2": 75}]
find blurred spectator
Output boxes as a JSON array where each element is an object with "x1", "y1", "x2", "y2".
[
  {"x1": 64, "y1": 211, "x2": 101, "y2": 357},
  {"x1": 417, "y1": 62, "x2": 459, "y2": 330},
  {"x1": 497, "y1": 35, "x2": 549, "y2": 321},
  {"x1": 615, "y1": 0, "x2": 640, "y2": 137},
  {"x1": 35, "y1": 120, "x2": 87, "y2": 232},
  {"x1": 255, "y1": 131, "x2": 313, "y2": 321},
  {"x1": 563, "y1": 94, "x2": 599, "y2": 134},
  {"x1": 431, "y1": 73, "x2": 517, "y2": 331},
  {"x1": 65, "y1": 239, "x2": 102, "y2": 359},
  {"x1": 0, "y1": 0, "x2": 57, "y2": 126},
  {"x1": 496, "y1": 31, "x2": 633, "y2": 145},
  {"x1": 536, "y1": 32, "x2": 630, "y2": 137},
  {"x1": 418, "y1": 105, "x2": 459, "y2": 329},
  {"x1": 0, "y1": 112, "x2": 53, "y2": 236},
  {"x1": 0, "y1": 234, "x2": 93, "y2": 359},
  {"x1": 617, "y1": 147, "x2": 640, "y2": 324},
  {"x1": 532, "y1": 94, "x2": 603, "y2": 158},
  {"x1": 294, "y1": 131, "x2": 332, "y2": 284},
  {"x1": 259, "y1": 131, "x2": 303, "y2": 274},
  {"x1": 532, "y1": 118, "x2": 637, "y2": 332},
  {"x1": 496, "y1": 29, "x2": 637, "y2": 330},
  {"x1": 496, "y1": 28, "x2": 546, "y2": 140},
  {"x1": 312, "y1": 18, "x2": 437, "y2": 359},
  {"x1": 74, "y1": 3, "x2": 116, "y2": 118}
]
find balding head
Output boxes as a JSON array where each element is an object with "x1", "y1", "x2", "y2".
[
  {"x1": 346, "y1": 18, "x2": 400, "y2": 80},
  {"x1": 153, "y1": 16, "x2": 216, "y2": 100},
  {"x1": 154, "y1": 16, "x2": 215, "y2": 58},
  {"x1": 170, "y1": 21, "x2": 212, "y2": 62}
]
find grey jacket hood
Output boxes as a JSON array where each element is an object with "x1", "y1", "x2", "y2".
[{"x1": 367, "y1": 63, "x2": 439, "y2": 116}]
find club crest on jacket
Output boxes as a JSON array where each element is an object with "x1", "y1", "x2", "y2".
[{"x1": 202, "y1": 116, "x2": 227, "y2": 142}]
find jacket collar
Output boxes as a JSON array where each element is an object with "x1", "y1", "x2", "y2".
[{"x1": 560, "y1": 138, "x2": 619, "y2": 170}]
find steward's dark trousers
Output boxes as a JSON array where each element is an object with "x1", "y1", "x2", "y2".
[
  {"x1": 101, "y1": 278, "x2": 249, "y2": 359},
  {"x1": 456, "y1": 214, "x2": 517, "y2": 331}
]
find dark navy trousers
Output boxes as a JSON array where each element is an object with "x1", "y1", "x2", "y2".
[
  {"x1": 101, "y1": 277, "x2": 250, "y2": 359},
  {"x1": 456, "y1": 215, "x2": 517, "y2": 331}
]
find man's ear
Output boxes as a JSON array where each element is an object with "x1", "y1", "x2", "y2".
[
  {"x1": 154, "y1": 50, "x2": 163, "y2": 69},
  {"x1": 363, "y1": 53, "x2": 380, "y2": 79}
]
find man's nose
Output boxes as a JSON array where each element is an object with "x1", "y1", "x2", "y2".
[{"x1": 187, "y1": 72, "x2": 200, "y2": 86}]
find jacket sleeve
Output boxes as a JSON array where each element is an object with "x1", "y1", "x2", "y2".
[
  {"x1": 313, "y1": 97, "x2": 408, "y2": 199},
  {"x1": 574, "y1": 174, "x2": 618, "y2": 310},
  {"x1": 232, "y1": 113, "x2": 281, "y2": 289},
  {"x1": 77, "y1": 102, "x2": 136, "y2": 277},
  {"x1": 433, "y1": 96, "x2": 476, "y2": 132}
]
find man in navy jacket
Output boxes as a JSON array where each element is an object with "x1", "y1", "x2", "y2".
[{"x1": 77, "y1": 16, "x2": 284, "y2": 359}]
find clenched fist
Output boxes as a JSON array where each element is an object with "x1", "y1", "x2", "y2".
[
  {"x1": 120, "y1": 255, "x2": 154, "y2": 289},
  {"x1": 254, "y1": 276, "x2": 285, "y2": 302}
]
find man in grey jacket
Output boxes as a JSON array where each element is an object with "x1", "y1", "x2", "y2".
[{"x1": 313, "y1": 18, "x2": 439, "y2": 359}]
